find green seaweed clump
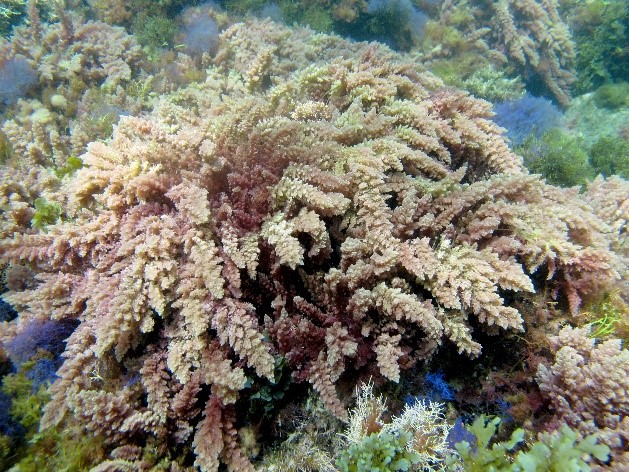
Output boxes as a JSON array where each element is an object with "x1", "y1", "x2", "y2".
[
  {"x1": 0, "y1": 131, "x2": 13, "y2": 164},
  {"x1": 11, "y1": 423, "x2": 107, "y2": 472},
  {"x1": 451, "y1": 416, "x2": 523, "y2": 471},
  {"x1": 516, "y1": 426, "x2": 610, "y2": 472},
  {"x1": 0, "y1": 0, "x2": 57, "y2": 38},
  {"x1": 572, "y1": 0, "x2": 629, "y2": 94},
  {"x1": 451, "y1": 415, "x2": 610, "y2": 472},
  {"x1": 337, "y1": 430, "x2": 421, "y2": 472},
  {"x1": 30, "y1": 198, "x2": 62, "y2": 229},
  {"x1": 245, "y1": 356, "x2": 295, "y2": 422},
  {"x1": 133, "y1": 14, "x2": 177, "y2": 59},
  {"x1": 579, "y1": 291, "x2": 629, "y2": 341},
  {"x1": 519, "y1": 129, "x2": 594, "y2": 187},
  {"x1": 0, "y1": 0, "x2": 27, "y2": 38},
  {"x1": 1, "y1": 363, "x2": 49, "y2": 431},
  {"x1": 589, "y1": 136, "x2": 629, "y2": 178},
  {"x1": 592, "y1": 82, "x2": 629, "y2": 110},
  {"x1": 280, "y1": 1, "x2": 335, "y2": 32},
  {"x1": 1, "y1": 363, "x2": 107, "y2": 471},
  {"x1": 0, "y1": 434, "x2": 12, "y2": 469},
  {"x1": 54, "y1": 155, "x2": 84, "y2": 179}
]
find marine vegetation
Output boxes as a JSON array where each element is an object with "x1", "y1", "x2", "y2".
[
  {"x1": 338, "y1": 382, "x2": 452, "y2": 471},
  {"x1": 451, "y1": 415, "x2": 610, "y2": 472},
  {"x1": 0, "y1": 2, "x2": 626, "y2": 472},
  {"x1": 589, "y1": 136, "x2": 629, "y2": 179},
  {"x1": 568, "y1": 0, "x2": 629, "y2": 94},
  {"x1": 592, "y1": 82, "x2": 629, "y2": 110},
  {"x1": 417, "y1": 0, "x2": 576, "y2": 106},
  {"x1": 517, "y1": 129, "x2": 593, "y2": 188}
]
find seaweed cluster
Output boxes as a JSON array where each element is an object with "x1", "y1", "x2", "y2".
[{"x1": 0, "y1": 1, "x2": 626, "y2": 471}]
